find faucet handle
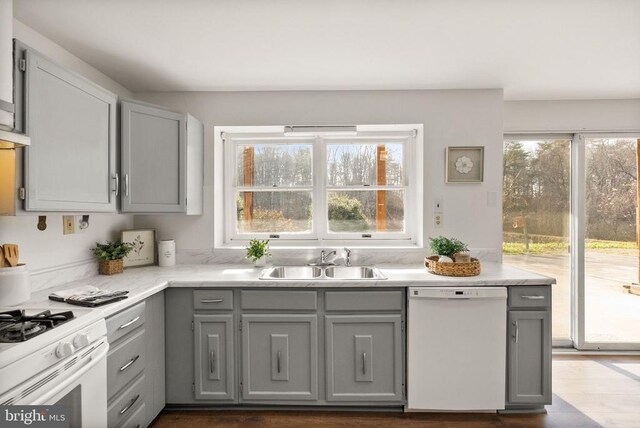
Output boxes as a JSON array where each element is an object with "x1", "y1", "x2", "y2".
[{"x1": 343, "y1": 247, "x2": 352, "y2": 266}]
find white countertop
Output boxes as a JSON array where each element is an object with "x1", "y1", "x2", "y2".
[{"x1": 23, "y1": 262, "x2": 554, "y2": 320}]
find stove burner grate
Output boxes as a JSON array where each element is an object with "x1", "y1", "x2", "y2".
[{"x1": 0, "y1": 309, "x2": 75, "y2": 343}]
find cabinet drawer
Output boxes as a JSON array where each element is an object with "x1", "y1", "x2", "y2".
[
  {"x1": 107, "y1": 302, "x2": 145, "y2": 343},
  {"x1": 193, "y1": 290, "x2": 233, "y2": 310},
  {"x1": 241, "y1": 290, "x2": 317, "y2": 311},
  {"x1": 116, "y1": 402, "x2": 145, "y2": 428},
  {"x1": 108, "y1": 329, "x2": 146, "y2": 399},
  {"x1": 107, "y1": 374, "x2": 145, "y2": 428},
  {"x1": 509, "y1": 287, "x2": 551, "y2": 308},
  {"x1": 326, "y1": 291, "x2": 403, "y2": 312}
]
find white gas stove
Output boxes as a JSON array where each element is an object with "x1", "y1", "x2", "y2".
[{"x1": 0, "y1": 306, "x2": 108, "y2": 426}]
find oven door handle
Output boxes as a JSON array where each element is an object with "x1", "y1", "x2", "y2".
[{"x1": 31, "y1": 339, "x2": 109, "y2": 405}]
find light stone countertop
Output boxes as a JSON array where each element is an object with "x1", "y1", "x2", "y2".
[{"x1": 22, "y1": 262, "x2": 555, "y2": 322}]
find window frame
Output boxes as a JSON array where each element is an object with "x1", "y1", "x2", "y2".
[{"x1": 220, "y1": 125, "x2": 421, "y2": 246}]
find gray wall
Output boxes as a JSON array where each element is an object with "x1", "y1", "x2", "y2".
[{"x1": 133, "y1": 89, "x2": 504, "y2": 260}]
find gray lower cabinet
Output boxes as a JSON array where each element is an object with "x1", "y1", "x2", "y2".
[
  {"x1": 165, "y1": 288, "x2": 405, "y2": 408},
  {"x1": 325, "y1": 315, "x2": 403, "y2": 402},
  {"x1": 194, "y1": 314, "x2": 234, "y2": 400},
  {"x1": 241, "y1": 314, "x2": 318, "y2": 401},
  {"x1": 14, "y1": 41, "x2": 117, "y2": 212},
  {"x1": 106, "y1": 292, "x2": 165, "y2": 428},
  {"x1": 120, "y1": 99, "x2": 203, "y2": 214},
  {"x1": 506, "y1": 286, "x2": 552, "y2": 410}
]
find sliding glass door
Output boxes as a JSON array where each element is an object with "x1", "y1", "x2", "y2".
[
  {"x1": 503, "y1": 137, "x2": 572, "y2": 345},
  {"x1": 505, "y1": 134, "x2": 640, "y2": 350},
  {"x1": 578, "y1": 136, "x2": 640, "y2": 349}
]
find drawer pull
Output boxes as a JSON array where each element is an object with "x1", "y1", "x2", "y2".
[
  {"x1": 210, "y1": 350, "x2": 215, "y2": 374},
  {"x1": 119, "y1": 394, "x2": 139, "y2": 415},
  {"x1": 118, "y1": 316, "x2": 140, "y2": 330},
  {"x1": 119, "y1": 355, "x2": 140, "y2": 372},
  {"x1": 362, "y1": 352, "x2": 367, "y2": 375},
  {"x1": 200, "y1": 299, "x2": 224, "y2": 303},
  {"x1": 522, "y1": 295, "x2": 545, "y2": 300}
]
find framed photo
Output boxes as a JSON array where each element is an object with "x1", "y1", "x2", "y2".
[
  {"x1": 121, "y1": 229, "x2": 156, "y2": 267},
  {"x1": 446, "y1": 146, "x2": 484, "y2": 183}
]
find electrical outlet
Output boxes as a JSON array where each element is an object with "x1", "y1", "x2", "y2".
[
  {"x1": 63, "y1": 216, "x2": 75, "y2": 235},
  {"x1": 434, "y1": 213, "x2": 443, "y2": 228},
  {"x1": 75, "y1": 215, "x2": 90, "y2": 234}
]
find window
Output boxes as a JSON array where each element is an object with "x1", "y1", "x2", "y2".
[{"x1": 221, "y1": 125, "x2": 421, "y2": 245}]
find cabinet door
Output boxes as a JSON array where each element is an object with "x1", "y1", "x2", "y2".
[
  {"x1": 121, "y1": 100, "x2": 186, "y2": 213},
  {"x1": 23, "y1": 50, "x2": 117, "y2": 211},
  {"x1": 194, "y1": 314, "x2": 235, "y2": 401},
  {"x1": 241, "y1": 314, "x2": 318, "y2": 401},
  {"x1": 508, "y1": 310, "x2": 551, "y2": 405},
  {"x1": 325, "y1": 315, "x2": 403, "y2": 402}
]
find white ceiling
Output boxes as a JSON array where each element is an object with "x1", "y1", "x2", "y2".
[{"x1": 13, "y1": 0, "x2": 640, "y2": 100}]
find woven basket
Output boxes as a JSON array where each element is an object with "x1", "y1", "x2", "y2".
[
  {"x1": 99, "y1": 259, "x2": 124, "y2": 275},
  {"x1": 424, "y1": 256, "x2": 481, "y2": 277}
]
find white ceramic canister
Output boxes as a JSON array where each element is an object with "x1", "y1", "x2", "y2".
[
  {"x1": 0, "y1": 264, "x2": 31, "y2": 306},
  {"x1": 158, "y1": 240, "x2": 176, "y2": 267}
]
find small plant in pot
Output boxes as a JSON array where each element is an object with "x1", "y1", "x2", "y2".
[
  {"x1": 429, "y1": 236, "x2": 469, "y2": 263},
  {"x1": 246, "y1": 239, "x2": 271, "y2": 267},
  {"x1": 92, "y1": 241, "x2": 133, "y2": 275}
]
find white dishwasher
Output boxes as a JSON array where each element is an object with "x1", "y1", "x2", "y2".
[{"x1": 407, "y1": 287, "x2": 507, "y2": 411}]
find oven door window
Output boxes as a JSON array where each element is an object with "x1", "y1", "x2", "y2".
[{"x1": 53, "y1": 385, "x2": 81, "y2": 428}]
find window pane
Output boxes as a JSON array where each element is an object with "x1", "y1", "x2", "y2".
[
  {"x1": 327, "y1": 143, "x2": 403, "y2": 186},
  {"x1": 502, "y1": 139, "x2": 571, "y2": 341},
  {"x1": 236, "y1": 143, "x2": 312, "y2": 187},
  {"x1": 585, "y1": 138, "x2": 639, "y2": 343},
  {"x1": 236, "y1": 191, "x2": 312, "y2": 234},
  {"x1": 327, "y1": 190, "x2": 404, "y2": 233}
]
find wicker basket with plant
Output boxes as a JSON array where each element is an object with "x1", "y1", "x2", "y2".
[
  {"x1": 92, "y1": 241, "x2": 134, "y2": 275},
  {"x1": 425, "y1": 236, "x2": 480, "y2": 277}
]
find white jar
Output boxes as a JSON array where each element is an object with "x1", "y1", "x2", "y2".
[
  {"x1": 158, "y1": 240, "x2": 176, "y2": 267},
  {"x1": 0, "y1": 264, "x2": 31, "y2": 306}
]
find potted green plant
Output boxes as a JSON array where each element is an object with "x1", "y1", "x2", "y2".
[
  {"x1": 92, "y1": 241, "x2": 134, "y2": 275},
  {"x1": 429, "y1": 236, "x2": 469, "y2": 262},
  {"x1": 246, "y1": 239, "x2": 271, "y2": 267}
]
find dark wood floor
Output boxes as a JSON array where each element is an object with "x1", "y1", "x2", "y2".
[{"x1": 151, "y1": 355, "x2": 640, "y2": 428}]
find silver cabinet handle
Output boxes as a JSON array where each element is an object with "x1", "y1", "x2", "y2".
[
  {"x1": 124, "y1": 174, "x2": 129, "y2": 196},
  {"x1": 200, "y1": 299, "x2": 224, "y2": 303},
  {"x1": 522, "y1": 295, "x2": 545, "y2": 300},
  {"x1": 210, "y1": 350, "x2": 215, "y2": 374},
  {"x1": 513, "y1": 320, "x2": 519, "y2": 343},
  {"x1": 118, "y1": 316, "x2": 140, "y2": 330},
  {"x1": 113, "y1": 173, "x2": 119, "y2": 195},
  {"x1": 277, "y1": 351, "x2": 281, "y2": 373},
  {"x1": 119, "y1": 394, "x2": 140, "y2": 415},
  {"x1": 362, "y1": 352, "x2": 367, "y2": 375},
  {"x1": 119, "y1": 355, "x2": 140, "y2": 372}
]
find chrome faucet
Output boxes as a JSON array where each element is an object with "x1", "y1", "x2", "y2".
[
  {"x1": 320, "y1": 249, "x2": 337, "y2": 266},
  {"x1": 344, "y1": 247, "x2": 352, "y2": 267}
]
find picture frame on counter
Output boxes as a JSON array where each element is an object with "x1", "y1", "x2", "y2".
[
  {"x1": 445, "y1": 146, "x2": 484, "y2": 183},
  {"x1": 121, "y1": 229, "x2": 156, "y2": 267}
]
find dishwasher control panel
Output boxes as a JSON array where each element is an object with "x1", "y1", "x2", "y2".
[{"x1": 410, "y1": 287, "x2": 507, "y2": 299}]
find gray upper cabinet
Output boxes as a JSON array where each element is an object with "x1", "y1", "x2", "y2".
[
  {"x1": 120, "y1": 100, "x2": 203, "y2": 214},
  {"x1": 241, "y1": 314, "x2": 318, "y2": 401},
  {"x1": 194, "y1": 314, "x2": 235, "y2": 401},
  {"x1": 325, "y1": 315, "x2": 403, "y2": 402},
  {"x1": 15, "y1": 44, "x2": 117, "y2": 212}
]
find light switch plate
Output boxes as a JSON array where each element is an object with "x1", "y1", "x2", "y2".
[{"x1": 62, "y1": 216, "x2": 75, "y2": 235}]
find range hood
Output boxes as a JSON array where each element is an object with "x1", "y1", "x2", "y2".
[{"x1": 0, "y1": 99, "x2": 30, "y2": 149}]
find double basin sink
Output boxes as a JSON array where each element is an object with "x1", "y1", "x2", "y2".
[{"x1": 259, "y1": 265, "x2": 387, "y2": 280}]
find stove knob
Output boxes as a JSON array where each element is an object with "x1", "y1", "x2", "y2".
[
  {"x1": 55, "y1": 342, "x2": 74, "y2": 358},
  {"x1": 73, "y1": 333, "x2": 90, "y2": 349}
]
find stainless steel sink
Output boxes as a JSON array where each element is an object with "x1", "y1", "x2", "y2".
[
  {"x1": 259, "y1": 265, "x2": 386, "y2": 280},
  {"x1": 324, "y1": 266, "x2": 386, "y2": 280},
  {"x1": 259, "y1": 266, "x2": 323, "y2": 280}
]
